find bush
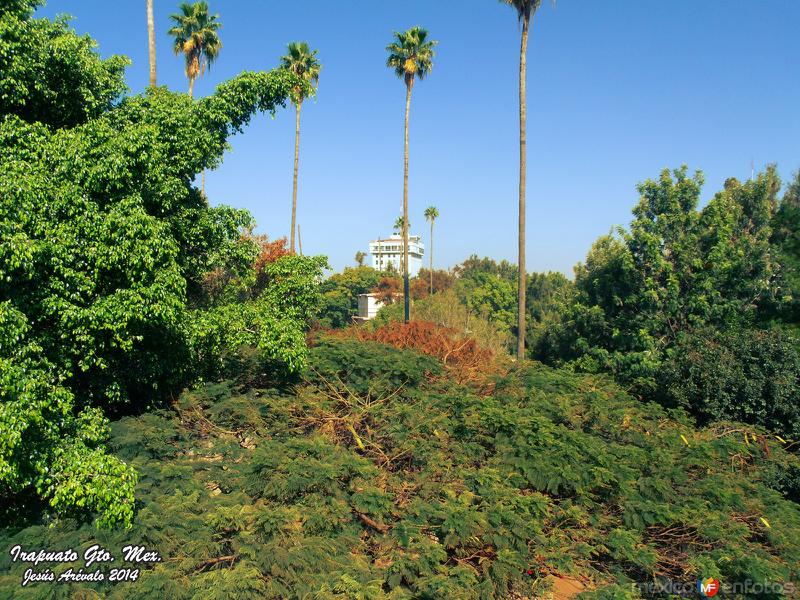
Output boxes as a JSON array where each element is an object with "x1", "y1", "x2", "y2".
[
  {"x1": 0, "y1": 302, "x2": 136, "y2": 528},
  {"x1": 372, "y1": 289, "x2": 512, "y2": 356},
  {"x1": 2, "y1": 339, "x2": 798, "y2": 597},
  {"x1": 660, "y1": 328, "x2": 800, "y2": 439},
  {"x1": 308, "y1": 336, "x2": 441, "y2": 397}
]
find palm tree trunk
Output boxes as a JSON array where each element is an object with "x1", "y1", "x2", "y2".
[
  {"x1": 403, "y1": 80, "x2": 413, "y2": 323},
  {"x1": 147, "y1": 0, "x2": 156, "y2": 87},
  {"x1": 429, "y1": 218, "x2": 434, "y2": 294},
  {"x1": 290, "y1": 101, "x2": 301, "y2": 253},
  {"x1": 517, "y1": 15, "x2": 529, "y2": 361},
  {"x1": 188, "y1": 75, "x2": 204, "y2": 195}
]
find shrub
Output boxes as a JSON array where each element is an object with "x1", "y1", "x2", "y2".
[
  {"x1": 307, "y1": 336, "x2": 441, "y2": 398},
  {"x1": 2, "y1": 339, "x2": 798, "y2": 597},
  {"x1": 372, "y1": 289, "x2": 512, "y2": 356},
  {"x1": 660, "y1": 327, "x2": 800, "y2": 439},
  {"x1": 0, "y1": 302, "x2": 136, "y2": 528}
]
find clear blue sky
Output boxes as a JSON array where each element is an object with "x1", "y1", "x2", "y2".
[{"x1": 38, "y1": 1, "x2": 800, "y2": 276}]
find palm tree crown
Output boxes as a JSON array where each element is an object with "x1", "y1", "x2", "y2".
[
  {"x1": 424, "y1": 206, "x2": 439, "y2": 294},
  {"x1": 499, "y1": 0, "x2": 543, "y2": 22},
  {"x1": 168, "y1": 1, "x2": 222, "y2": 91},
  {"x1": 386, "y1": 26, "x2": 436, "y2": 87},
  {"x1": 393, "y1": 216, "x2": 410, "y2": 234},
  {"x1": 280, "y1": 42, "x2": 321, "y2": 105}
]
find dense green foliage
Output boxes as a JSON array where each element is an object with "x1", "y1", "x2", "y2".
[
  {"x1": 0, "y1": 1, "x2": 128, "y2": 128},
  {"x1": 0, "y1": 3, "x2": 321, "y2": 527},
  {"x1": 0, "y1": 302, "x2": 137, "y2": 529},
  {"x1": 769, "y1": 170, "x2": 800, "y2": 330},
  {"x1": 2, "y1": 337, "x2": 797, "y2": 598},
  {"x1": 660, "y1": 328, "x2": 800, "y2": 439},
  {"x1": 532, "y1": 166, "x2": 800, "y2": 438},
  {"x1": 317, "y1": 267, "x2": 382, "y2": 328}
]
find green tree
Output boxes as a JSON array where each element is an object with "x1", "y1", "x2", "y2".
[
  {"x1": 525, "y1": 271, "x2": 572, "y2": 354},
  {"x1": 168, "y1": 1, "x2": 221, "y2": 98},
  {"x1": 355, "y1": 251, "x2": 367, "y2": 266},
  {"x1": 455, "y1": 255, "x2": 518, "y2": 283},
  {"x1": 769, "y1": 169, "x2": 800, "y2": 329},
  {"x1": 424, "y1": 205, "x2": 439, "y2": 294},
  {"x1": 660, "y1": 327, "x2": 800, "y2": 439},
  {"x1": 318, "y1": 267, "x2": 381, "y2": 328},
  {"x1": 280, "y1": 42, "x2": 321, "y2": 254},
  {"x1": 539, "y1": 167, "x2": 780, "y2": 399},
  {"x1": 386, "y1": 26, "x2": 436, "y2": 323},
  {"x1": 147, "y1": 0, "x2": 157, "y2": 86},
  {"x1": 0, "y1": 2, "x2": 316, "y2": 526},
  {"x1": 460, "y1": 272, "x2": 517, "y2": 336},
  {"x1": 498, "y1": 0, "x2": 548, "y2": 360},
  {"x1": 0, "y1": 2, "x2": 128, "y2": 128}
]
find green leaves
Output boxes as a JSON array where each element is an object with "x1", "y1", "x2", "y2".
[
  {"x1": 0, "y1": 302, "x2": 136, "y2": 528},
  {"x1": 0, "y1": 7, "x2": 314, "y2": 528},
  {"x1": 535, "y1": 166, "x2": 792, "y2": 431},
  {"x1": 0, "y1": 8, "x2": 128, "y2": 128},
  {"x1": 2, "y1": 340, "x2": 800, "y2": 596}
]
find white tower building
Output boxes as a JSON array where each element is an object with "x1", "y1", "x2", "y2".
[{"x1": 369, "y1": 234, "x2": 424, "y2": 277}]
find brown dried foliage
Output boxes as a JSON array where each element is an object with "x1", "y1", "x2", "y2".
[{"x1": 336, "y1": 321, "x2": 504, "y2": 388}]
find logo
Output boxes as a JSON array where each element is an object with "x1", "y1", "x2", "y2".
[{"x1": 698, "y1": 578, "x2": 720, "y2": 597}]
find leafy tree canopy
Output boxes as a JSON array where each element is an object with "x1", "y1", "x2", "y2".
[
  {"x1": 532, "y1": 166, "x2": 800, "y2": 438},
  {"x1": 0, "y1": 1, "x2": 128, "y2": 128},
  {"x1": 0, "y1": 5, "x2": 319, "y2": 527}
]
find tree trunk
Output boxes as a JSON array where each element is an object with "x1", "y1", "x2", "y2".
[
  {"x1": 297, "y1": 224, "x2": 303, "y2": 255},
  {"x1": 290, "y1": 101, "x2": 301, "y2": 253},
  {"x1": 403, "y1": 80, "x2": 413, "y2": 323},
  {"x1": 517, "y1": 15, "x2": 529, "y2": 361},
  {"x1": 147, "y1": 0, "x2": 156, "y2": 87},
  {"x1": 188, "y1": 75, "x2": 203, "y2": 194},
  {"x1": 429, "y1": 218, "x2": 434, "y2": 294}
]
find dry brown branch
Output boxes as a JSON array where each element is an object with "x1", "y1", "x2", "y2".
[
  {"x1": 357, "y1": 512, "x2": 390, "y2": 534},
  {"x1": 192, "y1": 554, "x2": 237, "y2": 573}
]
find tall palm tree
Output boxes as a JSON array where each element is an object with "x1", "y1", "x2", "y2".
[
  {"x1": 147, "y1": 0, "x2": 157, "y2": 87},
  {"x1": 168, "y1": 1, "x2": 222, "y2": 98},
  {"x1": 168, "y1": 1, "x2": 221, "y2": 197},
  {"x1": 386, "y1": 26, "x2": 436, "y2": 324},
  {"x1": 393, "y1": 215, "x2": 410, "y2": 234},
  {"x1": 280, "y1": 42, "x2": 321, "y2": 254},
  {"x1": 499, "y1": 0, "x2": 544, "y2": 360},
  {"x1": 424, "y1": 206, "x2": 439, "y2": 294}
]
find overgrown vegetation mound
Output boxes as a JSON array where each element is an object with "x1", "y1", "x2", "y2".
[
  {"x1": 2, "y1": 337, "x2": 798, "y2": 599},
  {"x1": 332, "y1": 321, "x2": 497, "y2": 380}
]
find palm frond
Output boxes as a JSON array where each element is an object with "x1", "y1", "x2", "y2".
[
  {"x1": 498, "y1": 0, "x2": 549, "y2": 22},
  {"x1": 167, "y1": 1, "x2": 223, "y2": 78},
  {"x1": 385, "y1": 26, "x2": 437, "y2": 84},
  {"x1": 280, "y1": 41, "x2": 322, "y2": 103}
]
